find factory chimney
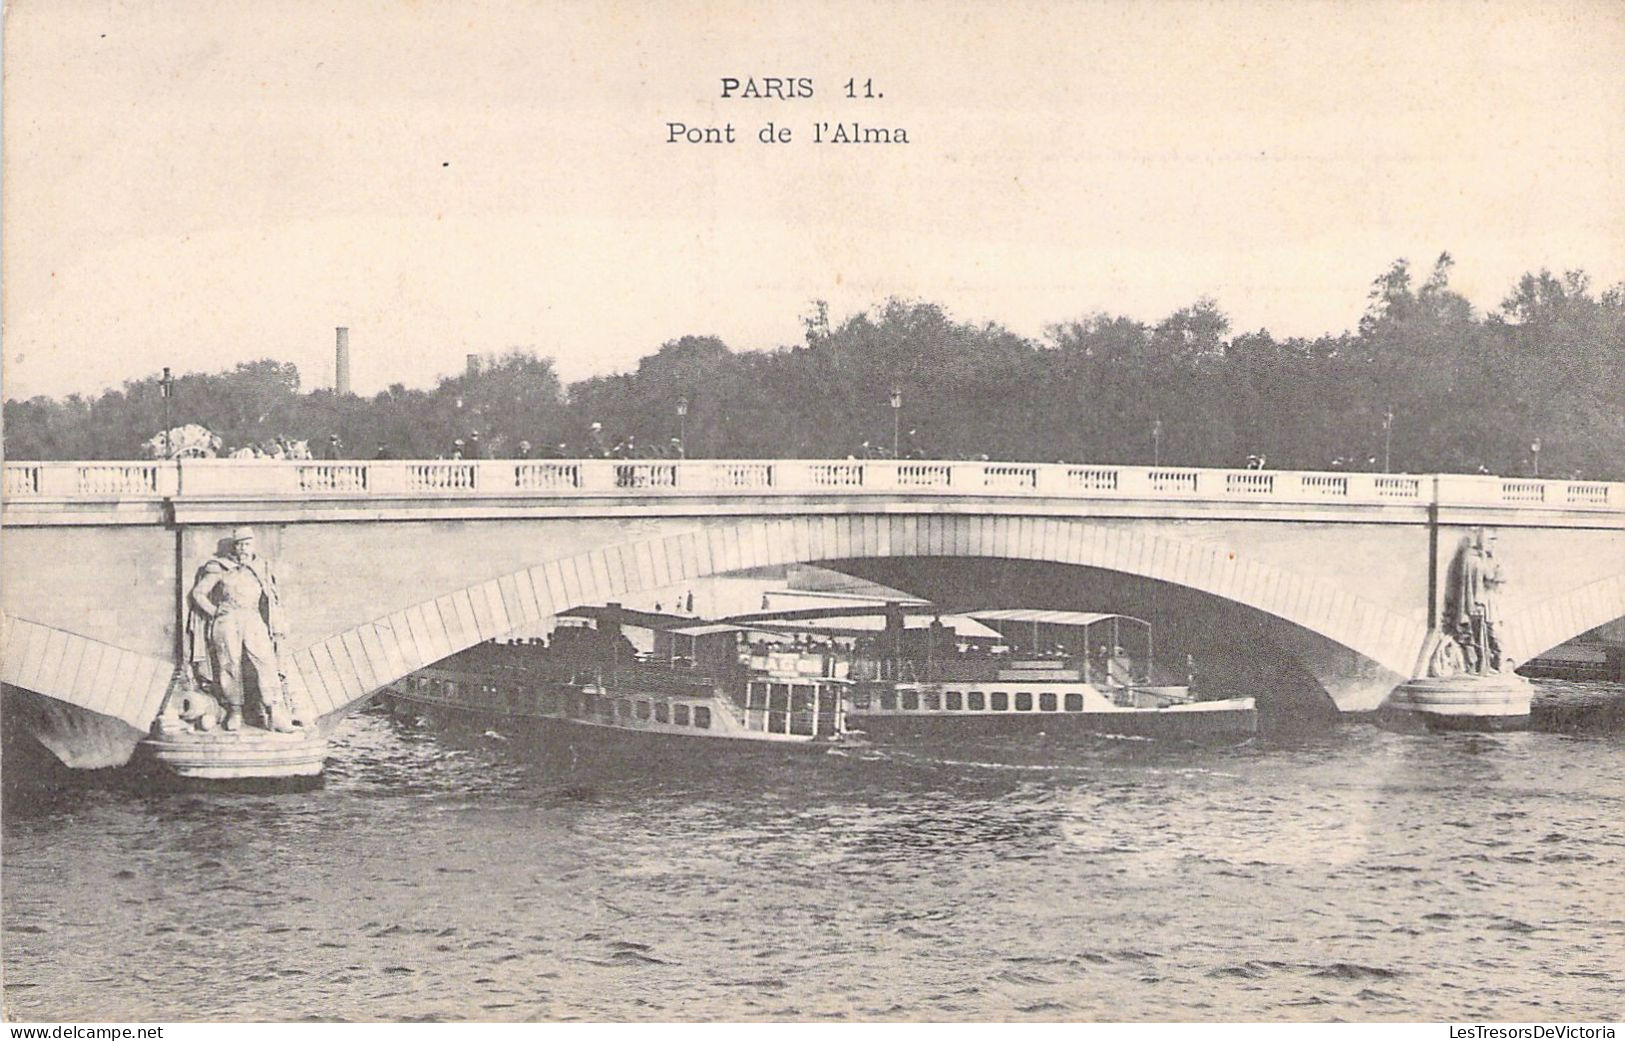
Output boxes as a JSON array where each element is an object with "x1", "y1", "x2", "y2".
[{"x1": 335, "y1": 327, "x2": 352, "y2": 396}]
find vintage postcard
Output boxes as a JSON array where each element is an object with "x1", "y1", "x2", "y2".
[{"x1": 3, "y1": 0, "x2": 1622, "y2": 1028}]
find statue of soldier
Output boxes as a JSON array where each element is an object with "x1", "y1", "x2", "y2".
[
  {"x1": 1446, "y1": 528, "x2": 1509, "y2": 674},
  {"x1": 188, "y1": 527, "x2": 298, "y2": 732}
]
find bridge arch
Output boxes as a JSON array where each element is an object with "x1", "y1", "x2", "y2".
[
  {"x1": 286, "y1": 514, "x2": 1430, "y2": 722},
  {"x1": 1502, "y1": 569, "x2": 1625, "y2": 664},
  {"x1": 0, "y1": 615, "x2": 172, "y2": 731}
]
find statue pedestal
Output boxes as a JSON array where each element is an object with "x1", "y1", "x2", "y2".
[
  {"x1": 137, "y1": 726, "x2": 328, "y2": 782},
  {"x1": 1381, "y1": 673, "x2": 1533, "y2": 732}
]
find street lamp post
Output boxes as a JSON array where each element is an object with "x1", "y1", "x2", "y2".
[
  {"x1": 1531, "y1": 437, "x2": 1541, "y2": 478},
  {"x1": 1383, "y1": 406, "x2": 1394, "y2": 474},
  {"x1": 160, "y1": 367, "x2": 175, "y2": 459},
  {"x1": 676, "y1": 395, "x2": 688, "y2": 458},
  {"x1": 889, "y1": 386, "x2": 902, "y2": 459},
  {"x1": 1152, "y1": 418, "x2": 1163, "y2": 467}
]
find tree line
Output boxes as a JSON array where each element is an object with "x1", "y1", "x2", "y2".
[{"x1": 5, "y1": 255, "x2": 1622, "y2": 478}]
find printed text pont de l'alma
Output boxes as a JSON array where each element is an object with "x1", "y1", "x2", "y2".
[{"x1": 663, "y1": 76, "x2": 909, "y2": 145}]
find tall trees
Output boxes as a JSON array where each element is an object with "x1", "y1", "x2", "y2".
[
  {"x1": 1491, "y1": 269, "x2": 1625, "y2": 479},
  {"x1": 4, "y1": 261, "x2": 1620, "y2": 478}
]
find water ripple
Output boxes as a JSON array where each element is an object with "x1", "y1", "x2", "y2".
[{"x1": 5, "y1": 682, "x2": 1624, "y2": 1021}]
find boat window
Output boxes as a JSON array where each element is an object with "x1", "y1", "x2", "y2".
[
  {"x1": 1039, "y1": 692, "x2": 1057, "y2": 712},
  {"x1": 636, "y1": 700, "x2": 652, "y2": 721},
  {"x1": 990, "y1": 691, "x2": 1009, "y2": 711},
  {"x1": 1065, "y1": 692, "x2": 1084, "y2": 712},
  {"x1": 879, "y1": 691, "x2": 898, "y2": 711},
  {"x1": 850, "y1": 688, "x2": 871, "y2": 710},
  {"x1": 945, "y1": 691, "x2": 963, "y2": 711},
  {"x1": 901, "y1": 690, "x2": 920, "y2": 711},
  {"x1": 968, "y1": 691, "x2": 985, "y2": 711},
  {"x1": 654, "y1": 702, "x2": 669, "y2": 723},
  {"x1": 674, "y1": 703, "x2": 690, "y2": 725},
  {"x1": 923, "y1": 690, "x2": 942, "y2": 711},
  {"x1": 1015, "y1": 692, "x2": 1033, "y2": 711},
  {"x1": 693, "y1": 706, "x2": 711, "y2": 729}
]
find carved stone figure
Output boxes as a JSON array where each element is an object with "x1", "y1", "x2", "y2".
[
  {"x1": 1442, "y1": 528, "x2": 1509, "y2": 675},
  {"x1": 1426, "y1": 634, "x2": 1466, "y2": 679},
  {"x1": 187, "y1": 527, "x2": 300, "y2": 732},
  {"x1": 143, "y1": 423, "x2": 222, "y2": 459}
]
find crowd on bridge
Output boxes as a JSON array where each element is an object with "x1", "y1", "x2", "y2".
[
  {"x1": 226, "y1": 436, "x2": 314, "y2": 460},
  {"x1": 422, "y1": 423, "x2": 688, "y2": 461}
]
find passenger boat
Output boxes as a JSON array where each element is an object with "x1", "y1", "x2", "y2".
[
  {"x1": 380, "y1": 611, "x2": 851, "y2": 747},
  {"x1": 383, "y1": 603, "x2": 1253, "y2": 748},
  {"x1": 388, "y1": 659, "x2": 850, "y2": 746},
  {"x1": 837, "y1": 609, "x2": 1258, "y2": 742}
]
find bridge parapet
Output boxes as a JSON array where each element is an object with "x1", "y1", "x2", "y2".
[{"x1": 2, "y1": 458, "x2": 1621, "y2": 513}]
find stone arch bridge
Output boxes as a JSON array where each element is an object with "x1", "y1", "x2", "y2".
[{"x1": 3, "y1": 458, "x2": 1621, "y2": 767}]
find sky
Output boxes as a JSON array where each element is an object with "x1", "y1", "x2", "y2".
[{"x1": 4, "y1": 0, "x2": 1623, "y2": 401}]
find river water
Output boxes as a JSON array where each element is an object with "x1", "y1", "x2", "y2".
[{"x1": 4, "y1": 680, "x2": 1622, "y2": 1023}]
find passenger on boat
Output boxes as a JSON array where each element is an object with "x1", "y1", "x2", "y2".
[{"x1": 1109, "y1": 646, "x2": 1134, "y2": 685}]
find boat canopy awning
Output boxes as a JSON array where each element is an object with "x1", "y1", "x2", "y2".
[
  {"x1": 759, "y1": 613, "x2": 1002, "y2": 640},
  {"x1": 557, "y1": 604, "x2": 691, "y2": 630},
  {"x1": 969, "y1": 609, "x2": 1148, "y2": 630},
  {"x1": 664, "y1": 623, "x2": 781, "y2": 638}
]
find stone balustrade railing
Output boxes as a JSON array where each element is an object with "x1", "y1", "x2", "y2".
[{"x1": 0, "y1": 459, "x2": 1619, "y2": 511}]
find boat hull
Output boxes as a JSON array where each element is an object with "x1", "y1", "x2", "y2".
[
  {"x1": 381, "y1": 689, "x2": 843, "y2": 750},
  {"x1": 848, "y1": 699, "x2": 1257, "y2": 742}
]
